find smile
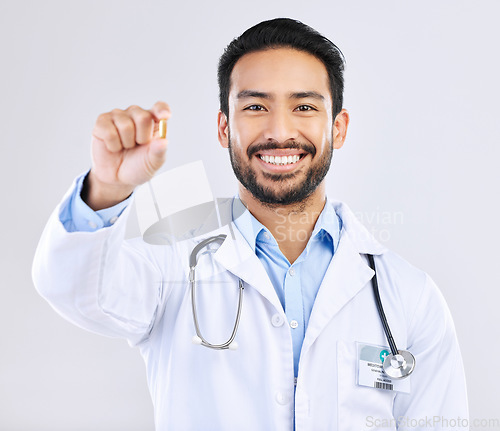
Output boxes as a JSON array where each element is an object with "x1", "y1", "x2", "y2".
[{"x1": 259, "y1": 155, "x2": 301, "y2": 165}]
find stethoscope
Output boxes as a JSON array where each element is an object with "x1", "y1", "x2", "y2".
[
  {"x1": 366, "y1": 254, "x2": 416, "y2": 379},
  {"x1": 190, "y1": 234, "x2": 244, "y2": 350},
  {"x1": 189, "y1": 234, "x2": 415, "y2": 379}
]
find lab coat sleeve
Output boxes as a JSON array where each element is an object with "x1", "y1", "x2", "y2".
[
  {"x1": 32, "y1": 178, "x2": 170, "y2": 346},
  {"x1": 393, "y1": 274, "x2": 469, "y2": 429}
]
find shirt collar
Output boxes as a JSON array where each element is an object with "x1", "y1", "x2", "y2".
[
  {"x1": 232, "y1": 196, "x2": 342, "y2": 255},
  {"x1": 232, "y1": 197, "x2": 264, "y2": 252}
]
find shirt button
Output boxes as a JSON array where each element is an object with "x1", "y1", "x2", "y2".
[
  {"x1": 109, "y1": 216, "x2": 118, "y2": 224},
  {"x1": 290, "y1": 320, "x2": 299, "y2": 329},
  {"x1": 275, "y1": 391, "x2": 289, "y2": 405},
  {"x1": 289, "y1": 267, "x2": 296, "y2": 276},
  {"x1": 88, "y1": 221, "x2": 97, "y2": 229},
  {"x1": 263, "y1": 232, "x2": 271, "y2": 240},
  {"x1": 271, "y1": 314, "x2": 284, "y2": 327}
]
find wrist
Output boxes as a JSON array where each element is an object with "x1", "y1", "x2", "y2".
[{"x1": 82, "y1": 171, "x2": 134, "y2": 211}]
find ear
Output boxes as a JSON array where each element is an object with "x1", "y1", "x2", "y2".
[
  {"x1": 333, "y1": 109, "x2": 350, "y2": 150},
  {"x1": 218, "y1": 110, "x2": 229, "y2": 148}
]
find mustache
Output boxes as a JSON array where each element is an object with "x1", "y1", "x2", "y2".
[{"x1": 247, "y1": 140, "x2": 316, "y2": 158}]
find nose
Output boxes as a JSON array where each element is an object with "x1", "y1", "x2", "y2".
[{"x1": 262, "y1": 108, "x2": 299, "y2": 143}]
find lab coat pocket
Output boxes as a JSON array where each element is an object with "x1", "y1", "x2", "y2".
[{"x1": 337, "y1": 340, "x2": 396, "y2": 431}]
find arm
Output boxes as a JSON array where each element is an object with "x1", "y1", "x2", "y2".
[
  {"x1": 393, "y1": 274, "x2": 468, "y2": 429},
  {"x1": 32, "y1": 175, "x2": 167, "y2": 346},
  {"x1": 33, "y1": 102, "x2": 172, "y2": 346}
]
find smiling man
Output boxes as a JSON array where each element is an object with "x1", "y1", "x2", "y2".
[
  {"x1": 220, "y1": 47, "x2": 347, "y2": 264},
  {"x1": 33, "y1": 18, "x2": 468, "y2": 430}
]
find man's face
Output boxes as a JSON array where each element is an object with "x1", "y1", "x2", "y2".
[{"x1": 218, "y1": 48, "x2": 341, "y2": 206}]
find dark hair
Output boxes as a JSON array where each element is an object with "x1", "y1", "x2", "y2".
[{"x1": 217, "y1": 18, "x2": 345, "y2": 118}]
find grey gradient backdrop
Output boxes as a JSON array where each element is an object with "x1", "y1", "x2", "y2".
[{"x1": 1, "y1": 1, "x2": 499, "y2": 430}]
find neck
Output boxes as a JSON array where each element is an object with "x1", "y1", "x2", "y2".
[{"x1": 239, "y1": 183, "x2": 327, "y2": 264}]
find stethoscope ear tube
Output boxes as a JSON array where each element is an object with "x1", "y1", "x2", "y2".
[
  {"x1": 190, "y1": 235, "x2": 244, "y2": 350},
  {"x1": 366, "y1": 254, "x2": 415, "y2": 379}
]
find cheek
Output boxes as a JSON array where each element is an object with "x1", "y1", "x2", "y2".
[
  {"x1": 301, "y1": 120, "x2": 332, "y2": 148},
  {"x1": 229, "y1": 118, "x2": 262, "y2": 148}
]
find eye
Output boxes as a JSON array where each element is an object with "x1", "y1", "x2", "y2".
[
  {"x1": 295, "y1": 105, "x2": 316, "y2": 112},
  {"x1": 244, "y1": 105, "x2": 266, "y2": 111}
]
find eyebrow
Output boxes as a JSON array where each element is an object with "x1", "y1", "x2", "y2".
[
  {"x1": 236, "y1": 90, "x2": 271, "y2": 100},
  {"x1": 236, "y1": 90, "x2": 325, "y2": 101},
  {"x1": 290, "y1": 91, "x2": 325, "y2": 101}
]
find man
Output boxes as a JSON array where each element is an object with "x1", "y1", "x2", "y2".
[{"x1": 33, "y1": 18, "x2": 468, "y2": 430}]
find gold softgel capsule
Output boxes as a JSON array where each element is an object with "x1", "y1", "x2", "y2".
[{"x1": 159, "y1": 119, "x2": 167, "y2": 139}]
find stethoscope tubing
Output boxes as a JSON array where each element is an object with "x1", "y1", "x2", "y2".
[
  {"x1": 190, "y1": 234, "x2": 244, "y2": 350},
  {"x1": 366, "y1": 254, "x2": 415, "y2": 379},
  {"x1": 366, "y1": 254, "x2": 399, "y2": 357}
]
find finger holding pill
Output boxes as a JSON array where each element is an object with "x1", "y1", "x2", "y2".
[{"x1": 87, "y1": 101, "x2": 171, "y2": 210}]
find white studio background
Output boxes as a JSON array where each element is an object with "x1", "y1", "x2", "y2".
[{"x1": 1, "y1": 1, "x2": 499, "y2": 430}]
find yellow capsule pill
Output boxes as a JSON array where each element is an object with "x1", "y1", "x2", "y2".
[{"x1": 159, "y1": 119, "x2": 167, "y2": 139}]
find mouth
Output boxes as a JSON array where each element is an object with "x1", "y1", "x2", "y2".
[{"x1": 255, "y1": 150, "x2": 308, "y2": 171}]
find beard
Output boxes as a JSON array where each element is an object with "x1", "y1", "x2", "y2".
[{"x1": 228, "y1": 132, "x2": 333, "y2": 206}]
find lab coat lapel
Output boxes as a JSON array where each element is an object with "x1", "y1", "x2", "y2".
[
  {"x1": 212, "y1": 222, "x2": 283, "y2": 313},
  {"x1": 300, "y1": 221, "x2": 378, "y2": 357}
]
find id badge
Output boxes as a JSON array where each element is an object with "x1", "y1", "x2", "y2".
[{"x1": 356, "y1": 342, "x2": 411, "y2": 394}]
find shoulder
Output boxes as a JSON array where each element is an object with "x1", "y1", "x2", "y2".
[
  {"x1": 329, "y1": 199, "x2": 447, "y2": 323},
  {"x1": 329, "y1": 198, "x2": 429, "y2": 285}
]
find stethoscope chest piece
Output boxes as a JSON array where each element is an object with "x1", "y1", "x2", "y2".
[{"x1": 382, "y1": 350, "x2": 415, "y2": 379}]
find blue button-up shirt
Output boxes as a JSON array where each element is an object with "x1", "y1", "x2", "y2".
[{"x1": 232, "y1": 198, "x2": 342, "y2": 377}]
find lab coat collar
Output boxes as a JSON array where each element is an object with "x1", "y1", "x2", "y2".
[
  {"x1": 204, "y1": 198, "x2": 388, "y2": 317},
  {"x1": 212, "y1": 214, "x2": 283, "y2": 312},
  {"x1": 300, "y1": 199, "x2": 388, "y2": 356},
  {"x1": 183, "y1": 197, "x2": 282, "y2": 311},
  {"x1": 329, "y1": 199, "x2": 387, "y2": 255}
]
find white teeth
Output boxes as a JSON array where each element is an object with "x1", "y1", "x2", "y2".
[{"x1": 260, "y1": 154, "x2": 301, "y2": 165}]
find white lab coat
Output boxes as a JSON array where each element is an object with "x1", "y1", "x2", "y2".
[{"x1": 32, "y1": 181, "x2": 468, "y2": 431}]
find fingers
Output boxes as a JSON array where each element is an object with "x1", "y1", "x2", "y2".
[
  {"x1": 92, "y1": 102, "x2": 170, "y2": 153},
  {"x1": 112, "y1": 111, "x2": 136, "y2": 149},
  {"x1": 126, "y1": 105, "x2": 154, "y2": 144},
  {"x1": 150, "y1": 101, "x2": 171, "y2": 122},
  {"x1": 150, "y1": 101, "x2": 171, "y2": 140},
  {"x1": 93, "y1": 113, "x2": 121, "y2": 152}
]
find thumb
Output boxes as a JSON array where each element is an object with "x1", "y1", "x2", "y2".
[{"x1": 147, "y1": 139, "x2": 168, "y2": 170}]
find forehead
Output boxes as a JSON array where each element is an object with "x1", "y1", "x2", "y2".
[{"x1": 229, "y1": 48, "x2": 331, "y2": 99}]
